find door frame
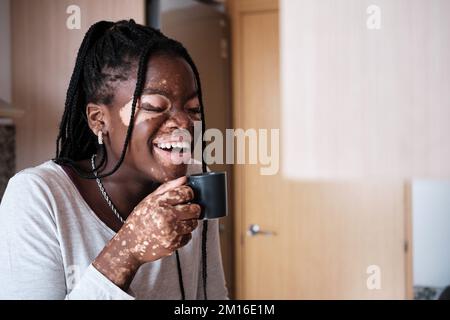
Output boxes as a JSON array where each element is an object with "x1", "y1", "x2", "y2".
[{"x1": 227, "y1": 0, "x2": 279, "y2": 299}]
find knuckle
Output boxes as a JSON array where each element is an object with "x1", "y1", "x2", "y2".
[
  {"x1": 191, "y1": 203, "x2": 201, "y2": 214},
  {"x1": 179, "y1": 185, "x2": 194, "y2": 199},
  {"x1": 170, "y1": 229, "x2": 180, "y2": 240}
]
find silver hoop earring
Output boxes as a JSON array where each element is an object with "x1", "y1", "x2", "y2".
[{"x1": 98, "y1": 131, "x2": 103, "y2": 145}]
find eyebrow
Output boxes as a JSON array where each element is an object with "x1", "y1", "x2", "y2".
[{"x1": 141, "y1": 87, "x2": 199, "y2": 102}]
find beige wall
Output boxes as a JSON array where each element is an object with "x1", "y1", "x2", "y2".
[
  {"x1": 0, "y1": 0, "x2": 11, "y2": 103},
  {"x1": 11, "y1": 0, "x2": 144, "y2": 171},
  {"x1": 281, "y1": 0, "x2": 450, "y2": 180}
]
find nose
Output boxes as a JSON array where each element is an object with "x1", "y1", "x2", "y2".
[{"x1": 165, "y1": 109, "x2": 192, "y2": 130}]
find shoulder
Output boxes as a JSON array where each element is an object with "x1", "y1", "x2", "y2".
[
  {"x1": 6, "y1": 160, "x2": 70, "y2": 195},
  {"x1": 0, "y1": 160, "x2": 69, "y2": 222},
  {"x1": 12, "y1": 159, "x2": 65, "y2": 183}
]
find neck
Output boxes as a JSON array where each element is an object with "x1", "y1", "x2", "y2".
[{"x1": 92, "y1": 152, "x2": 160, "y2": 218}]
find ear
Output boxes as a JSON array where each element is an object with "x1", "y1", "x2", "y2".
[{"x1": 86, "y1": 103, "x2": 108, "y2": 136}]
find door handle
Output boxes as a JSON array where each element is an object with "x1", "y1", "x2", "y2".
[{"x1": 247, "y1": 224, "x2": 275, "y2": 236}]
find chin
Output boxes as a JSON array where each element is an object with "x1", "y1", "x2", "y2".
[
  {"x1": 159, "y1": 163, "x2": 188, "y2": 182},
  {"x1": 151, "y1": 139, "x2": 192, "y2": 182}
]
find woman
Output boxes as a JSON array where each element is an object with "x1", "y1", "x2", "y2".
[{"x1": 0, "y1": 20, "x2": 228, "y2": 300}]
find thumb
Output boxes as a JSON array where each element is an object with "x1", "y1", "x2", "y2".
[{"x1": 152, "y1": 176, "x2": 187, "y2": 196}]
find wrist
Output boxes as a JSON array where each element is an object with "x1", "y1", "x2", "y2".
[{"x1": 93, "y1": 235, "x2": 142, "y2": 291}]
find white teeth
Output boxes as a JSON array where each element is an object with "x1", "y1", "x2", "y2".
[
  {"x1": 156, "y1": 141, "x2": 190, "y2": 150},
  {"x1": 157, "y1": 143, "x2": 169, "y2": 149}
]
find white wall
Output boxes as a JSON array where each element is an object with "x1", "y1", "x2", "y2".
[
  {"x1": 0, "y1": 0, "x2": 11, "y2": 103},
  {"x1": 280, "y1": 0, "x2": 450, "y2": 180},
  {"x1": 413, "y1": 180, "x2": 450, "y2": 287}
]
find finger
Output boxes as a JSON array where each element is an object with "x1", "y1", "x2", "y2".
[
  {"x1": 160, "y1": 185, "x2": 194, "y2": 205},
  {"x1": 173, "y1": 203, "x2": 201, "y2": 220},
  {"x1": 175, "y1": 219, "x2": 199, "y2": 234},
  {"x1": 152, "y1": 176, "x2": 187, "y2": 196}
]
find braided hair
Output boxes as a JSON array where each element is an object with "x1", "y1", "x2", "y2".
[{"x1": 53, "y1": 20, "x2": 209, "y2": 300}]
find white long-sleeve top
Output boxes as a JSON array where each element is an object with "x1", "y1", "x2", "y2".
[{"x1": 0, "y1": 160, "x2": 228, "y2": 300}]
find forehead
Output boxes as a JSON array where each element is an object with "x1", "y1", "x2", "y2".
[{"x1": 144, "y1": 54, "x2": 197, "y2": 99}]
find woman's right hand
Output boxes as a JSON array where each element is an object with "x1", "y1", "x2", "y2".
[
  {"x1": 119, "y1": 176, "x2": 201, "y2": 264},
  {"x1": 92, "y1": 176, "x2": 201, "y2": 290}
]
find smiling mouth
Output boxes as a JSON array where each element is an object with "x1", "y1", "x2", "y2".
[{"x1": 153, "y1": 141, "x2": 191, "y2": 153}]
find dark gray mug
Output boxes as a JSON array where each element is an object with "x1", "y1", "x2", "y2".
[{"x1": 188, "y1": 171, "x2": 228, "y2": 220}]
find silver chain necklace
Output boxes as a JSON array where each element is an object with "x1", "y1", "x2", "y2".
[{"x1": 91, "y1": 154, "x2": 125, "y2": 224}]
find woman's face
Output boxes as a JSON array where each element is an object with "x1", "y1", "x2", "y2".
[{"x1": 98, "y1": 54, "x2": 201, "y2": 183}]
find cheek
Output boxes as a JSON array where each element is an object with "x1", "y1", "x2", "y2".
[
  {"x1": 135, "y1": 111, "x2": 160, "y2": 126},
  {"x1": 129, "y1": 113, "x2": 167, "y2": 151}
]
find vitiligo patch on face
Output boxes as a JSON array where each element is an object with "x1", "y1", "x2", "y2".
[{"x1": 119, "y1": 94, "x2": 170, "y2": 127}]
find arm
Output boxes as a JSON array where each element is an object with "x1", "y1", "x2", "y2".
[
  {"x1": 0, "y1": 172, "x2": 134, "y2": 300},
  {"x1": 89, "y1": 176, "x2": 200, "y2": 294},
  {"x1": 0, "y1": 172, "x2": 199, "y2": 299},
  {"x1": 0, "y1": 172, "x2": 68, "y2": 299}
]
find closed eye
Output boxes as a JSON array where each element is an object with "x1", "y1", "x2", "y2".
[
  {"x1": 140, "y1": 103, "x2": 167, "y2": 112},
  {"x1": 187, "y1": 106, "x2": 201, "y2": 113}
]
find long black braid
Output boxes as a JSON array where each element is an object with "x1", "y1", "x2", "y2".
[{"x1": 53, "y1": 20, "x2": 209, "y2": 300}]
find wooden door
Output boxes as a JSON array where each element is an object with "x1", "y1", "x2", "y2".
[{"x1": 228, "y1": 0, "x2": 409, "y2": 299}]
